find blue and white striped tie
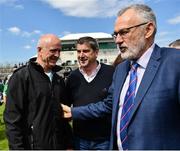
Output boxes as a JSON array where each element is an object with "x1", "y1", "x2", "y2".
[{"x1": 120, "y1": 62, "x2": 138, "y2": 150}]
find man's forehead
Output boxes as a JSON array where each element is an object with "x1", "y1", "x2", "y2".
[
  {"x1": 77, "y1": 43, "x2": 90, "y2": 48},
  {"x1": 43, "y1": 39, "x2": 61, "y2": 47},
  {"x1": 114, "y1": 10, "x2": 140, "y2": 30},
  {"x1": 44, "y1": 38, "x2": 52, "y2": 43}
]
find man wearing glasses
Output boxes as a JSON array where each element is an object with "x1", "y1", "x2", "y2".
[{"x1": 62, "y1": 4, "x2": 180, "y2": 150}]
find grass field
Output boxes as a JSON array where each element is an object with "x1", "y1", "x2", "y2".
[{"x1": 0, "y1": 104, "x2": 8, "y2": 150}]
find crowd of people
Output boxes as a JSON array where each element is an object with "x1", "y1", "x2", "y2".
[
  {"x1": 0, "y1": 76, "x2": 10, "y2": 105},
  {"x1": 0, "y1": 65, "x2": 18, "y2": 105},
  {"x1": 1, "y1": 3, "x2": 180, "y2": 150}
]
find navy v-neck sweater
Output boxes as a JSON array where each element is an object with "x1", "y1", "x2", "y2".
[{"x1": 66, "y1": 63, "x2": 114, "y2": 139}]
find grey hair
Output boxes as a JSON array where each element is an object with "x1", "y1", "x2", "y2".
[{"x1": 117, "y1": 4, "x2": 157, "y2": 36}]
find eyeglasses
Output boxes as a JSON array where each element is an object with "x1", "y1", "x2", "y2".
[{"x1": 112, "y1": 22, "x2": 148, "y2": 40}]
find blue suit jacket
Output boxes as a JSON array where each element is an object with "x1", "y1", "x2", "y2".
[{"x1": 72, "y1": 45, "x2": 180, "y2": 150}]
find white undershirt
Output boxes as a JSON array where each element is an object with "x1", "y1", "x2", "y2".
[
  {"x1": 45, "y1": 71, "x2": 53, "y2": 82},
  {"x1": 117, "y1": 43, "x2": 155, "y2": 150}
]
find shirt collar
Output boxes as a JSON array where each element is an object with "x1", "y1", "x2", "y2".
[
  {"x1": 136, "y1": 43, "x2": 155, "y2": 69},
  {"x1": 79, "y1": 62, "x2": 101, "y2": 78}
]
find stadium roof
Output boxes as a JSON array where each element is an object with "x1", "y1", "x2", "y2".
[{"x1": 61, "y1": 32, "x2": 112, "y2": 40}]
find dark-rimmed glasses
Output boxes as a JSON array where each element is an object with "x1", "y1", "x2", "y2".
[{"x1": 112, "y1": 22, "x2": 148, "y2": 40}]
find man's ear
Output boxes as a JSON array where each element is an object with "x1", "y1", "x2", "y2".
[
  {"x1": 145, "y1": 22, "x2": 155, "y2": 38},
  {"x1": 95, "y1": 49, "x2": 99, "y2": 58},
  {"x1": 37, "y1": 47, "x2": 42, "y2": 53}
]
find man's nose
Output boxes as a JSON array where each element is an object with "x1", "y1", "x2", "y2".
[
  {"x1": 115, "y1": 34, "x2": 124, "y2": 44},
  {"x1": 54, "y1": 50, "x2": 60, "y2": 57},
  {"x1": 79, "y1": 51, "x2": 85, "y2": 57}
]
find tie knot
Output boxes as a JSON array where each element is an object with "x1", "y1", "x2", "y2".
[{"x1": 131, "y1": 62, "x2": 139, "y2": 71}]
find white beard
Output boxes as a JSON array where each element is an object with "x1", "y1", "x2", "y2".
[{"x1": 119, "y1": 36, "x2": 146, "y2": 60}]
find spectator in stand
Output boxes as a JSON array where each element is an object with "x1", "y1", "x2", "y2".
[
  {"x1": 2, "y1": 66, "x2": 18, "y2": 104},
  {"x1": 66, "y1": 36, "x2": 114, "y2": 150},
  {"x1": 0, "y1": 79, "x2": 4, "y2": 105}
]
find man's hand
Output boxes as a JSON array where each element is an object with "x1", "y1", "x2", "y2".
[{"x1": 61, "y1": 104, "x2": 72, "y2": 118}]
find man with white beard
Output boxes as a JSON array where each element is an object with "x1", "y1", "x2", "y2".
[{"x1": 62, "y1": 4, "x2": 180, "y2": 150}]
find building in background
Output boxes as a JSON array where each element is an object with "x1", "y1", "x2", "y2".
[
  {"x1": 0, "y1": 33, "x2": 118, "y2": 79},
  {"x1": 59, "y1": 32, "x2": 118, "y2": 66}
]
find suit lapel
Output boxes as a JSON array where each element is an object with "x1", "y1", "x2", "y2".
[
  {"x1": 114, "y1": 61, "x2": 130, "y2": 105},
  {"x1": 128, "y1": 45, "x2": 161, "y2": 123}
]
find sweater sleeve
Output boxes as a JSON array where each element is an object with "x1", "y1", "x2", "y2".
[{"x1": 72, "y1": 83, "x2": 113, "y2": 120}]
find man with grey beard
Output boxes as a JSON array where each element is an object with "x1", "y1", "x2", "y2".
[{"x1": 62, "y1": 4, "x2": 180, "y2": 150}]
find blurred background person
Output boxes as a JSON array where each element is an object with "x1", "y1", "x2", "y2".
[
  {"x1": 0, "y1": 79, "x2": 4, "y2": 105},
  {"x1": 112, "y1": 53, "x2": 124, "y2": 67},
  {"x1": 2, "y1": 66, "x2": 18, "y2": 104},
  {"x1": 169, "y1": 39, "x2": 180, "y2": 49}
]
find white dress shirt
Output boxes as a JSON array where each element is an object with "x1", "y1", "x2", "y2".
[
  {"x1": 117, "y1": 43, "x2": 155, "y2": 149},
  {"x1": 79, "y1": 63, "x2": 101, "y2": 83}
]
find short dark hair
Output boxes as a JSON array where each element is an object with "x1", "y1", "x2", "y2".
[
  {"x1": 76, "y1": 36, "x2": 99, "y2": 51},
  {"x1": 117, "y1": 4, "x2": 157, "y2": 37}
]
